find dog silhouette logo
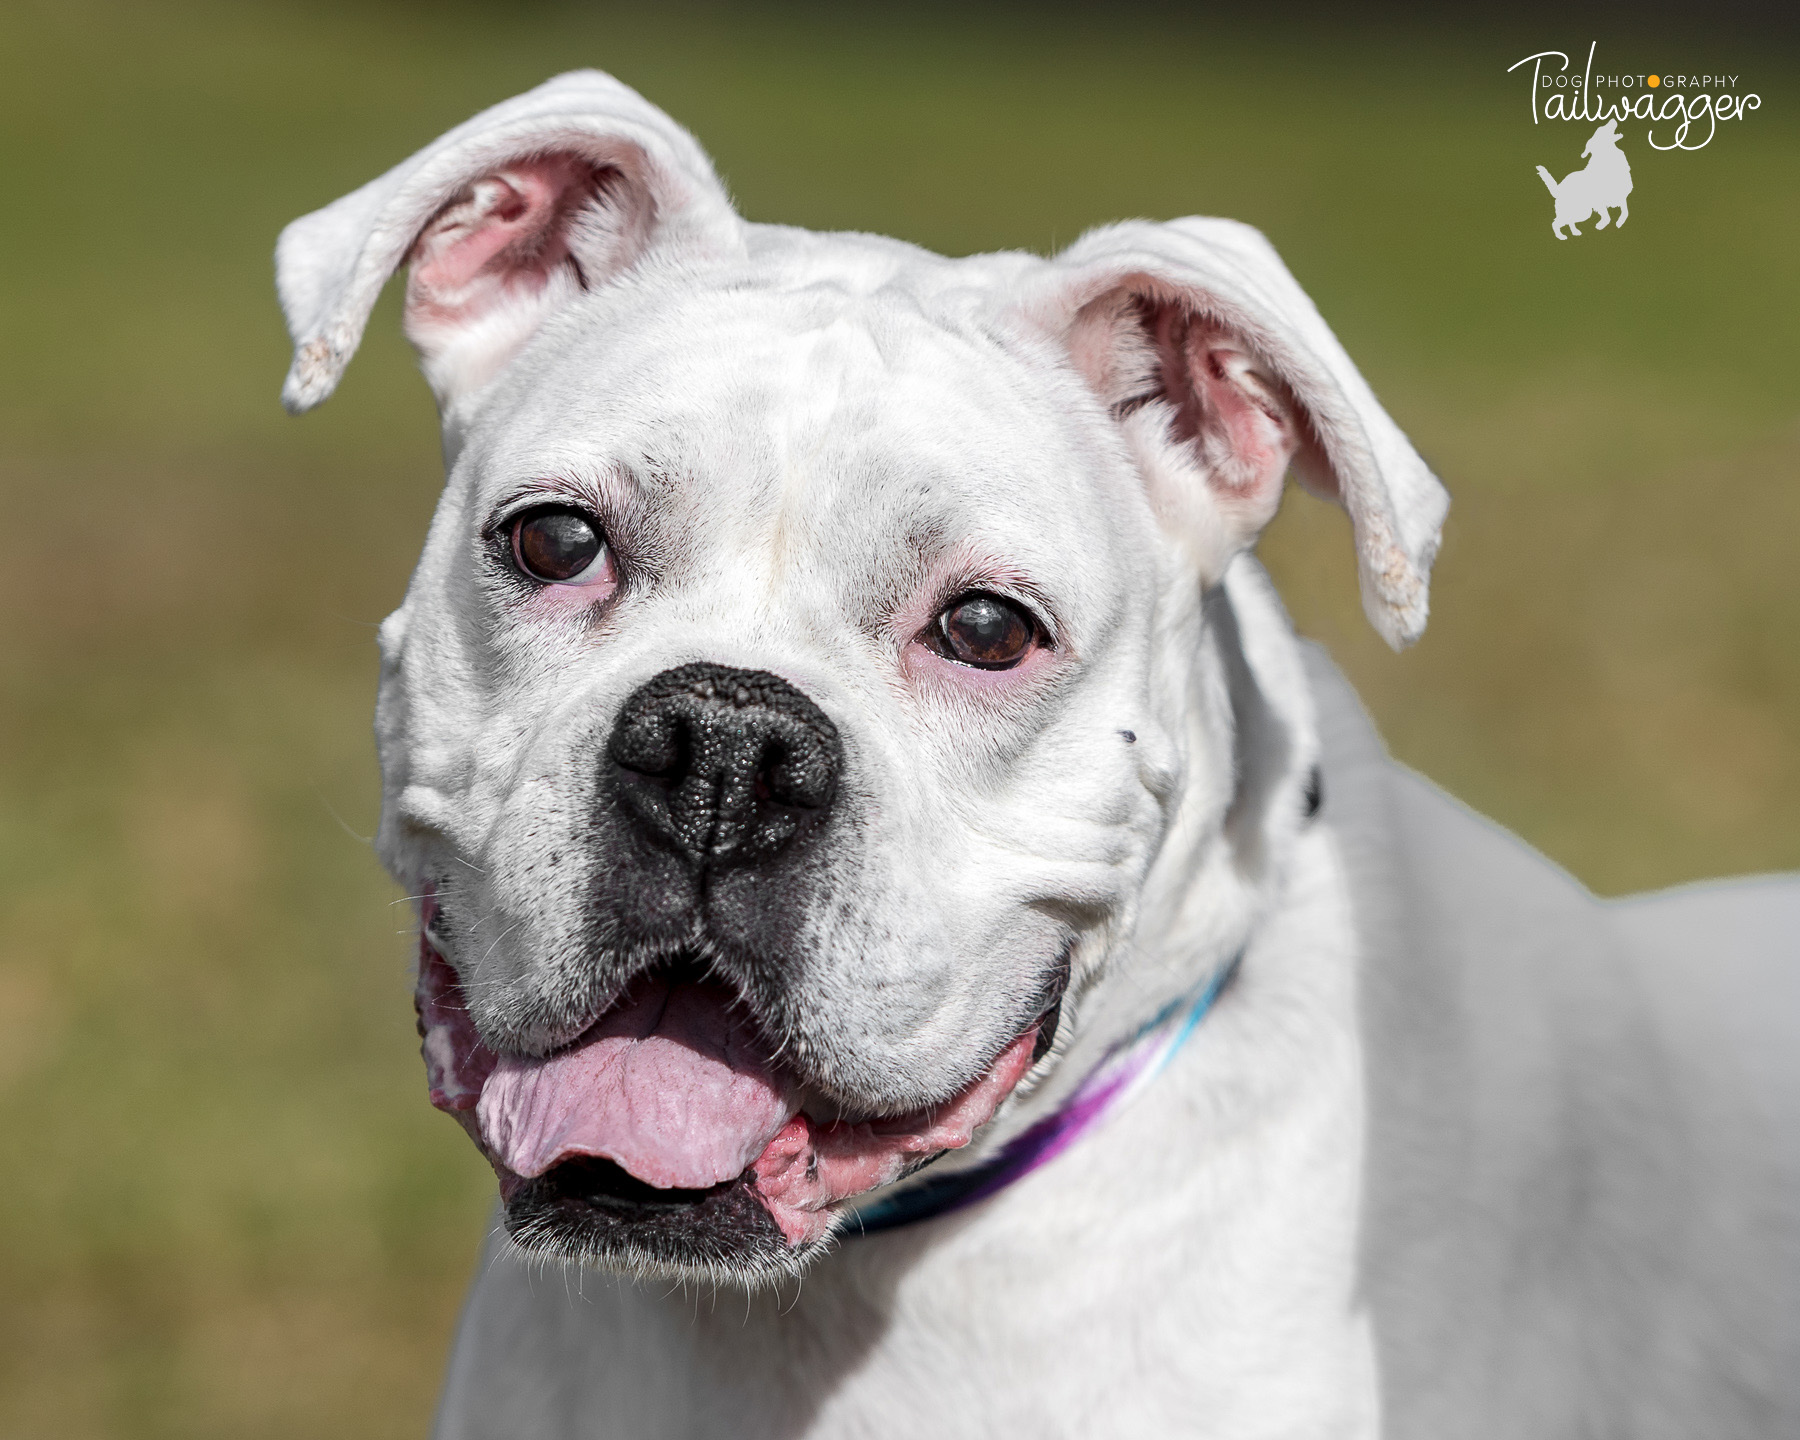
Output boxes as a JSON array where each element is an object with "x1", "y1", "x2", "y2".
[{"x1": 1536, "y1": 120, "x2": 1633, "y2": 238}]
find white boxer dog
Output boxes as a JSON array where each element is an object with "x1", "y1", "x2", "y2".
[{"x1": 276, "y1": 71, "x2": 1799, "y2": 1439}]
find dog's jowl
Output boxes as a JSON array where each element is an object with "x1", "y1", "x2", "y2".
[{"x1": 277, "y1": 71, "x2": 1799, "y2": 1440}]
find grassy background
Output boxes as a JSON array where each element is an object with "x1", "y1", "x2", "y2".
[{"x1": 1, "y1": 4, "x2": 1794, "y2": 1435}]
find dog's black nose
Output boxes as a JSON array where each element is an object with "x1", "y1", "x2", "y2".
[{"x1": 607, "y1": 662, "x2": 841, "y2": 866}]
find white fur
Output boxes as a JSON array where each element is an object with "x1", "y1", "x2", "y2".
[{"x1": 276, "y1": 71, "x2": 1799, "y2": 1439}]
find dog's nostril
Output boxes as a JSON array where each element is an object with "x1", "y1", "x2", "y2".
[
  {"x1": 755, "y1": 740, "x2": 793, "y2": 806},
  {"x1": 763, "y1": 738, "x2": 831, "y2": 810},
  {"x1": 611, "y1": 716, "x2": 684, "y2": 781},
  {"x1": 753, "y1": 741, "x2": 790, "y2": 806}
]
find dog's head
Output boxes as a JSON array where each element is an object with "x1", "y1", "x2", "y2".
[
  {"x1": 1584, "y1": 118, "x2": 1622, "y2": 158},
  {"x1": 277, "y1": 72, "x2": 1445, "y2": 1283}
]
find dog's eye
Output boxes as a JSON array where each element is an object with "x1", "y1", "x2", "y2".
[
  {"x1": 511, "y1": 507, "x2": 606, "y2": 584},
  {"x1": 932, "y1": 593, "x2": 1037, "y2": 669}
]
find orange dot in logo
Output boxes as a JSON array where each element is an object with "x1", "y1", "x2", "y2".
[{"x1": 1648, "y1": 74, "x2": 1661, "y2": 87}]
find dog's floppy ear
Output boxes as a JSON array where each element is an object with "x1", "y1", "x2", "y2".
[
  {"x1": 275, "y1": 70, "x2": 743, "y2": 416},
  {"x1": 1020, "y1": 219, "x2": 1448, "y2": 649}
]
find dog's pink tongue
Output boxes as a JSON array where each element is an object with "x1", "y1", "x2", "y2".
[{"x1": 476, "y1": 979, "x2": 795, "y2": 1189}]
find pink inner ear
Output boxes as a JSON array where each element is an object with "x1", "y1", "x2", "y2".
[
  {"x1": 1151, "y1": 305, "x2": 1301, "y2": 500},
  {"x1": 408, "y1": 154, "x2": 604, "y2": 327}
]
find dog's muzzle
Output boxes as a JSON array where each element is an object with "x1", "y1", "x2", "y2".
[{"x1": 414, "y1": 661, "x2": 1047, "y2": 1276}]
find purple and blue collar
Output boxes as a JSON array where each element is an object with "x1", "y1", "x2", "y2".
[{"x1": 848, "y1": 950, "x2": 1243, "y2": 1236}]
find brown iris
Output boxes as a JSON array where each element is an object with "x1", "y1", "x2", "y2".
[
  {"x1": 933, "y1": 593, "x2": 1037, "y2": 669},
  {"x1": 511, "y1": 507, "x2": 604, "y2": 583}
]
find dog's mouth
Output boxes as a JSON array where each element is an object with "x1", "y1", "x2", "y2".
[{"x1": 415, "y1": 919, "x2": 1040, "y2": 1271}]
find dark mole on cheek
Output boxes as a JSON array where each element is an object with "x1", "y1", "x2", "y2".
[{"x1": 1119, "y1": 730, "x2": 1137, "y2": 744}]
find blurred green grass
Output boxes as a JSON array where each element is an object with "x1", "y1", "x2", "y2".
[{"x1": 1, "y1": 3, "x2": 1794, "y2": 1435}]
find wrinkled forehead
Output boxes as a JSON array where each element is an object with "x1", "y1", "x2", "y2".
[{"x1": 462, "y1": 278, "x2": 1136, "y2": 614}]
